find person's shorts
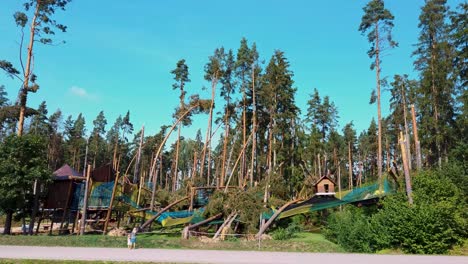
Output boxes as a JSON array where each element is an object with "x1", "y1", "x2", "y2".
[{"x1": 130, "y1": 238, "x2": 136, "y2": 243}]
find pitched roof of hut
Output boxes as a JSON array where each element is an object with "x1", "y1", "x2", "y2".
[
  {"x1": 52, "y1": 164, "x2": 84, "y2": 181},
  {"x1": 313, "y1": 175, "x2": 336, "y2": 186}
]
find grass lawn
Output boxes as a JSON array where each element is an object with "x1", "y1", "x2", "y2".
[
  {"x1": 0, "y1": 260, "x2": 182, "y2": 264},
  {"x1": 0, "y1": 232, "x2": 344, "y2": 253}
]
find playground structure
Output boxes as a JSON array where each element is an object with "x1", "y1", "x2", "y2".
[{"x1": 36, "y1": 162, "x2": 396, "y2": 237}]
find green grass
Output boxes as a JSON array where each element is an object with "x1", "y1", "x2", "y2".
[
  {"x1": 0, "y1": 232, "x2": 344, "y2": 253},
  {"x1": 0, "y1": 260, "x2": 182, "y2": 264},
  {"x1": 449, "y1": 240, "x2": 468, "y2": 256},
  {"x1": 375, "y1": 240, "x2": 468, "y2": 256}
]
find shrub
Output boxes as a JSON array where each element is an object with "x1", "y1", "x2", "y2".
[
  {"x1": 325, "y1": 168, "x2": 467, "y2": 254},
  {"x1": 323, "y1": 206, "x2": 379, "y2": 253},
  {"x1": 272, "y1": 223, "x2": 301, "y2": 240}
]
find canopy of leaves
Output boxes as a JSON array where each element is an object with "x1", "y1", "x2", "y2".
[{"x1": 0, "y1": 134, "x2": 51, "y2": 212}]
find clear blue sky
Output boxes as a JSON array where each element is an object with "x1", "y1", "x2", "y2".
[{"x1": 0, "y1": 0, "x2": 463, "y2": 141}]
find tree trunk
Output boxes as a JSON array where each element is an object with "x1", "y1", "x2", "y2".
[
  {"x1": 182, "y1": 213, "x2": 222, "y2": 239},
  {"x1": 3, "y1": 210, "x2": 13, "y2": 235},
  {"x1": 250, "y1": 66, "x2": 257, "y2": 187},
  {"x1": 149, "y1": 105, "x2": 198, "y2": 209},
  {"x1": 348, "y1": 142, "x2": 353, "y2": 190},
  {"x1": 430, "y1": 33, "x2": 441, "y2": 167},
  {"x1": 17, "y1": 2, "x2": 40, "y2": 136},
  {"x1": 411, "y1": 105, "x2": 422, "y2": 170},
  {"x1": 375, "y1": 22, "x2": 383, "y2": 188},
  {"x1": 220, "y1": 120, "x2": 229, "y2": 187},
  {"x1": 399, "y1": 132, "x2": 413, "y2": 204},
  {"x1": 28, "y1": 180, "x2": 40, "y2": 235},
  {"x1": 225, "y1": 132, "x2": 253, "y2": 191},
  {"x1": 140, "y1": 196, "x2": 189, "y2": 231},
  {"x1": 256, "y1": 199, "x2": 301, "y2": 239},
  {"x1": 200, "y1": 79, "x2": 216, "y2": 185},
  {"x1": 213, "y1": 211, "x2": 237, "y2": 240},
  {"x1": 241, "y1": 87, "x2": 247, "y2": 185},
  {"x1": 401, "y1": 84, "x2": 412, "y2": 171}
]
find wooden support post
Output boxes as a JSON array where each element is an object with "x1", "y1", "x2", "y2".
[
  {"x1": 103, "y1": 170, "x2": 120, "y2": 234},
  {"x1": 411, "y1": 105, "x2": 422, "y2": 170},
  {"x1": 59, "y1": 181, "x2": 74, "y2": 232},
  {"x1": 399, "y1": 132, "x2": 413, "y2": 204},
  {"x1": 80, "y1": 165, "x2": 91, "y2": 235},
  {"x1": 49, "y1": 209, "x2": 55, "y2": 235}
]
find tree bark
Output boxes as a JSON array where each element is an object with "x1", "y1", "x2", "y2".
[
  {"x1": 348, "y1": 142, "x2": 353, "y2": 190},
  {"x1": 399, "y1": 132, "x2": 413, "y2": 204},
  {"x1": 375, "y1": 22, "x2": 383, "y2": 187},
  {"x1": 3, "y1": 210, "x2": 13, "y2": 235},
  {"x1": 250, "y1": 65, "x2": 257, "y2": 187},
  {"x1": 255, "y1": 199, "x2": 301, "y2": 239},
  {"x1": 411, "y1": 105, "x2": 422, "y2": 170},
  {"x1": 182, "y1": 213, "x2": 222, "y2": 239}
]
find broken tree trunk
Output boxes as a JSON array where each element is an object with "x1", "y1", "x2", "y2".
[
  {"x1": 139, "y1": 196, "x2": 189, "y2": 232},
  {"x1": 411, "y1": 105, "x2": 422, "y2": 170},
  {"x1": 149, "y1": 104, "x2": 199, "y2": 210},
  {"x1": 255, "y1": 199, "x2": 301, "y2": 239},
  {"x1": 182, "y1": 213, "x2": 223, "y2": 239},
  {"x1": 213, "y1": 211, "x2": 237, "y2": 240},
  {"x1": 399, "y1": 132, "x2": 413, "y2": 205}
]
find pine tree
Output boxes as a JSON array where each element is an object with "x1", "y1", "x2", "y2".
[
  {"x1": 0, "y1": 0, "x2": 71, "y2": 136},
  {"x1": 29, "y1": 101, "x2": 48, "y2": 136},
  {"x1": 171, "y1": 59, "x2": 190, "y2": 190},
  {"x1": 90, "y1": 111, "x2": 107, "y2": 168},
  {"x1": 219, "y1": 49, "x2": 236, "y2": 186},
  {"x1": 413, "y1": 0, "x2": 455, "y2": 166},
  {"x1": 201, "y1": 47, "x2": 224, "y2": 186},
  {"x1": 359, "y1": 0, "x2": 398, "y2": 182}
]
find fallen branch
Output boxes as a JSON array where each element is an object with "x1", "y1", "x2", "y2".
[
  {"x1": 182, "y1": 213, "x2": 223, "y2": 239},
  {"x1": 255, "y1": 199, "x2": 301, "y2": 239},
  {"x1": 139, "y1": 196, "x2": 189, "y2": 232}
]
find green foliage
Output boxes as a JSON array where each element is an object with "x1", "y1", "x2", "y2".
[
  {"x1": 204, "y1": 189, "x2": 265, "y2": 233},
  {"x1": 324, "y1": 168, "x2": 467, "y2": 254},
  {"x1": 323, "y1": 206, "x2": 379, "y2": 253},
  {"x1": 272, "y1": 223, "x2": 302, "y2": 240},
  {"x1": 0, "y1": 134, "x2": 51, "y2": 212}
]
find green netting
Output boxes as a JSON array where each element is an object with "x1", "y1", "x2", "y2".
[{"x1": 263, "y1": 178, "x2": 395, "y2": 220}]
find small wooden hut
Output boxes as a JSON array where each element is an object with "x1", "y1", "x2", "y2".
[{"x1": 314, "y1": 175, "x2": 336, "y2": 195}]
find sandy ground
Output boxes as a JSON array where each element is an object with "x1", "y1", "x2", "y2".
[{"x1": 0, "y1": 246, "x2": 466, "y2": 264}]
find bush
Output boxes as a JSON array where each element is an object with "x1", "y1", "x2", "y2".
[
  {"x1": 373, "y1": 170, "x2": 467, "y2": 254},
  {"x1": 272, "y1": 223, "x2": 301, "y2": 240},
  {"x1": 323, "y1": 206, "x2": 379, "y2": 253},
  {"x1": 325, "y1": 168, "x2": 467, "y2": 254}
]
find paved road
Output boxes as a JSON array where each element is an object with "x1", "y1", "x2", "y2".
[{"x1": 0, "y1": 246, "x2": 466, "y2": 263}]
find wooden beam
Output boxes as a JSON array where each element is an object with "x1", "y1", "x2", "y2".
[
  {"x1": 79, "y1": 165, "x2": 91, "y2": 235},
  {"x1": 103, "y1": 170, "x2": 120, "y2": 234}
]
